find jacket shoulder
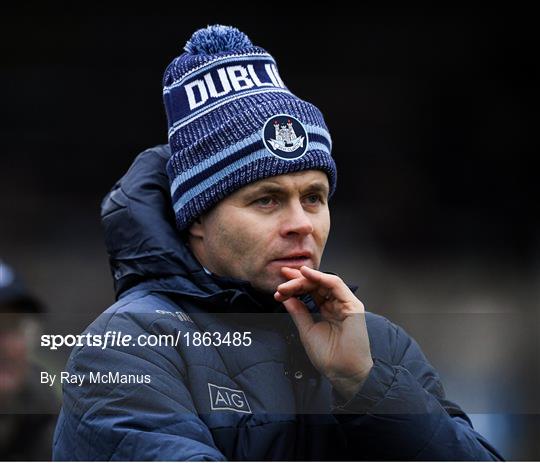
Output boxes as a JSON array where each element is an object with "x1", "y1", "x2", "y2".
[{"x1": 53, "y1": 291, "x2": 221, "y2": 461}]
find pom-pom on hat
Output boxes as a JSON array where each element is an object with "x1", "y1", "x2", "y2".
[{"x1": 163, "y1": 25, "x2": 337, "y2": 231}]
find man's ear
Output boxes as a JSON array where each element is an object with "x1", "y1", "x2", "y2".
[{"x1": 188, "y1": 217, "x2": 204, "y2": 239}]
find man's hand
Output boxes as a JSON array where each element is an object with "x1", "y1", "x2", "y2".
[{"x1": 274, "y1": 266, "x2": 373, "y2": 401}]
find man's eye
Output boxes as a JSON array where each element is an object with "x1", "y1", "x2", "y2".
[
  {"x1": 254, "y1": 197, "x2": 275, "y2": 206},
  {"x1": 305, "y1": 194, "x2": 322, "y2": 204}
]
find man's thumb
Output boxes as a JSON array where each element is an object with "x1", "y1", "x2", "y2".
[{"x1": 283, "y1": 297, "x2": 314, "y2": 335}]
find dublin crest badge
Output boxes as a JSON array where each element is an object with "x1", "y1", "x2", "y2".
[{"x1": 262, "y1": 114, "x2": 308, "y2": 160}]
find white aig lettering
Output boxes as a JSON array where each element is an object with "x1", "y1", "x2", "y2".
[{"x1": 208, "y1": 383, "x2": 252, "y2": 413}]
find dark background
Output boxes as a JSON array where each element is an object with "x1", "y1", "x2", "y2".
[{"x1": 1, "y1": 9, "x2": 538, "y2": 460}]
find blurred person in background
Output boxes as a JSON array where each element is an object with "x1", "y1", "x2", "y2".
[{"x1": 0, "y1": 260, "x2": 58, "y2": 461}]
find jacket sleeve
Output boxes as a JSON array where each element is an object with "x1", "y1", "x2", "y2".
[
  {"x1": 331, "y1": 320, "x2": 505, "y2": 461},
  {"x1": 53, "y1": 313, "x2": 226, "y2": 461}
]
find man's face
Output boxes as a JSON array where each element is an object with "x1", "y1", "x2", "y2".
[{"x1": 190, "y1": 170, "x2": 331, "y2": 294}]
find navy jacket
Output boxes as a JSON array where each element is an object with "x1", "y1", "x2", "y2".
[{"x1": 53, "y1": 145, "x2": 504, "y2": 461}]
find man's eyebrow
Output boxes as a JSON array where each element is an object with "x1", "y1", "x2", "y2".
[
  {"x1": 244, "y1": 181, "x2": 329, "y2": 196},
  {"x1": 243, "y1": 184, "x2": 286, "y2": 197},
  {"x1": 302, "y1": 182, "x2": 330, "y2": 195}
]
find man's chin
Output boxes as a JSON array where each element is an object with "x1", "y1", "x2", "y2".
[{"x1": 250, "y1": 272, "x2": 289, "y2": 295}]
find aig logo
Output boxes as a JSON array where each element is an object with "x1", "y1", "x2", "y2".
[{"x1": 208, "y1": 383, "x2": 251, "y2": 414}]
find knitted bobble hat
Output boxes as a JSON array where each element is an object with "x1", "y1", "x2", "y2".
[{"x1": 163, "y1": 25, "x2": 337, "y2": 231}]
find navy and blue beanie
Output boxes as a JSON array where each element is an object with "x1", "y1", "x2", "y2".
[{"x1": 163, "y1": 24, "x2": 337, "y2": 231}]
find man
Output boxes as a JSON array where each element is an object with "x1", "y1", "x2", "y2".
[
  {"x1": 53, "y1": 25, "x2": 503, "y2": 460},
  {"x1": 0, "y1": 260, "x2": 58, "y2": 460}
]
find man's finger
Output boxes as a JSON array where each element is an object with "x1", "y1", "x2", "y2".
[
  {"x1": 280, "y1": 266, "x2": 302, "y2": 279},
  {"x1": 275, "y1": 267, "x2": 310, "y2": 300},
  {"x1": 299, "y1": 266, "x2": 355, "y2": 302},
  {"x1": 275, "y1": 277, "x2": 317, "y2": 301},
  {"x1": 274, "y1": 267, "x2": 317, "y2": 302}
]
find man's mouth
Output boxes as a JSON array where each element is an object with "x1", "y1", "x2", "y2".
[{"x1": 269, "y1": 253, "x2": 313, "y2": 267}]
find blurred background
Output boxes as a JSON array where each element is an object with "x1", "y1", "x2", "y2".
[{"x1": 1, "y1": 8, "x2": 538, "y2": 460}]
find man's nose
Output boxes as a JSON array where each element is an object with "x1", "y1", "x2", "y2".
[{"x1": 280, "y1": 201, "x2": 314, "y2": 236}]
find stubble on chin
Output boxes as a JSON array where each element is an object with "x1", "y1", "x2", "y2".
[{"x1": 249, "y1": 268, "x2": 288, "y2": 295}]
